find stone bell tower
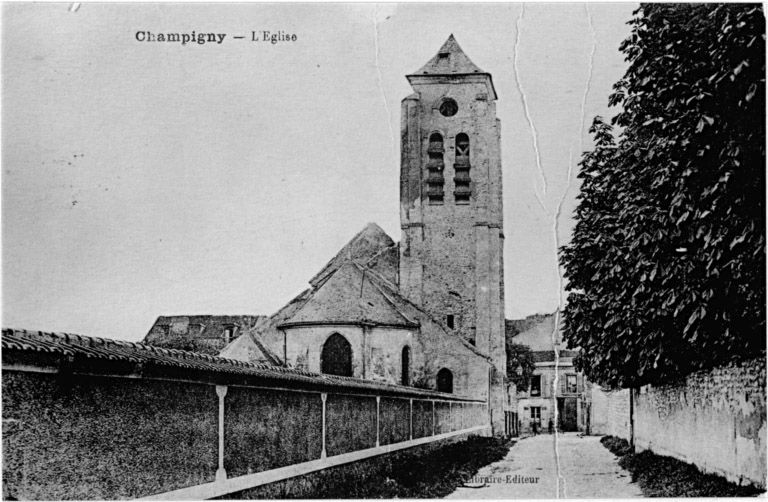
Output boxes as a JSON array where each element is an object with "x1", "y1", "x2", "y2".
[{"x1": 398, "y1": 35, "x2": 506, "y2": 427}]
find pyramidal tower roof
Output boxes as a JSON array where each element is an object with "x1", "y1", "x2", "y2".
[
  {"x1": 411, "y1": 34, "x2": 485, "y2": 76},
  {"x1": 407, "y1": 35, "x2": 496, "y2": 100}
]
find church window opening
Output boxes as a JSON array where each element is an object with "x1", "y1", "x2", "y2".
[
  {"x1": 439, "y1": 98, "x2": 458, "y2": 117},
  {"x1": 446, "y1": 314, "x2": 455, "y2": 329},
  {"x1": 530, "y1": 375, "x2": 541, "y2": 396},
  {"x1": 223, "y1": 326, "x2": 234, "y2": 343},
  {"x1": 401, "y1": 346, "x2": 410, "y2": 386},
  {"x1": 321, "y1": 333, "x2": 353, "y2": 377},
  {"x1": 454, "y1": 133, "x2": 471, "y2": 204},
  {"x1": 426, "y1": 132, "x2": 445, "y2": 204},
  {"x1": 437, "y1": 368, "x2": 453, "y2": 393}
]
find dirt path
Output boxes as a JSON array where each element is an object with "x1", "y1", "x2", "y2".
[{"x1": 444, "y1": 433, "x2": 642, "y2": 499}]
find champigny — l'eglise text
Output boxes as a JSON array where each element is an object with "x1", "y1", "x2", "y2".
[{"x1": 135, "y1": 31, "x2": 298, "y2": 45}]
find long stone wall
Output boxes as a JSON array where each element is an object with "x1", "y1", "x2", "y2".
[
  {"x1": 2, "y1": 361, "x2": 489, "y2": 500},
  {"x1": 2, "y1": 371, "x2": 219, "y2": 499},
  {"x1": 634, "y1": 358, "x2": 766, "y2": 488}
]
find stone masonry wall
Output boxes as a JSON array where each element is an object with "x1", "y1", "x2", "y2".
[
  {"x1": 2, "y1": 371, "x2": 218, "y2": 500},
  {"x1": 589, "y1": 385, "x2": 630, "y2": 440},
  {"x1": 2, "y1": 365, "x2": 489, "y2": 500},
  {"x1": 634, "y1": 358, "x2": 766, "y2": 488}
]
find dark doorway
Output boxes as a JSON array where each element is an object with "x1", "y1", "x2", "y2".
[
  {"x1": 320, "y1": 333, "x2": 352, "y2": 377},
  {"x1": 401, "y1": 346, "x2": 410, "y2": 386},
  {"x1": 437, "y1": 368, "x2": 453, "y2": 393},
  {"x1": 557, "y1": 397, "x2": 578, "y2": 432}
]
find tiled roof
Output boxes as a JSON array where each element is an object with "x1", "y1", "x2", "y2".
[
  {"x1": 2, "y1": 328, "x2": 475, "y2": 400},
  {"x1": 218, "y1": 287, "x2": 314, "y2": 364},
  {"x1": 309, "y1": 223, "x2": 395, "y2": 288},
  {"x1": 279, "y1": 261, "x2": 418, "y2": 328},
  {"x1": 221, "y1": 221, "x2": 488, "y2": 363},
  {"x1": 143, "y1": 315, "x2": 270, "y2": 356}
]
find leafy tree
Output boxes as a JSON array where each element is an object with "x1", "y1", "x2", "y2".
[
  {"x1": 561, "y1": 4, "x2": 765, "y2": 388},
  {"x1": 506, "y1": 343, "x2": 536, "y2": 389}
]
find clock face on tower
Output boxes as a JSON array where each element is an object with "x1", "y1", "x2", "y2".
[{"x1": 439, "y1": 98, "x2": 458, "y2": 117}]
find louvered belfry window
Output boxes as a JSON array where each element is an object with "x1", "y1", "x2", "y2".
[
  {"x1": 454, "y1": 133, "x2": 471, "y2": 204},
  {"x1": 426, "y1": 133, "x2": 445, "y2": 204}
]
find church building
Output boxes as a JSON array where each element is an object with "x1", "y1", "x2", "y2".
[{"x1": 154, "y1": 35, "x2": 509, "y2": 432}]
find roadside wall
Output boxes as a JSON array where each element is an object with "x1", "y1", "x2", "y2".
[
  {"x1": 3, "y1": 365, "x2": 488, "y2": 500},
  {"x1": 2, "y1": 371, "x2": 218, "y2": 500},
  {"x1": 634, "y1": 358, "x2": 765, "y2": 488},
  {"x1": 590, "y1": 386, "x2": 631, "y2": 440}
]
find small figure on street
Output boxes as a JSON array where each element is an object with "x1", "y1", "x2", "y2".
[
  {"x1": 548, "y1": 418, "x2": 554, "y2": 434},
  {"x1": 531, "y1": 421, "x2": 538, "y2": 435}
]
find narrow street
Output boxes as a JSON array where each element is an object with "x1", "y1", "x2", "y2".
[{"x1": 445, "y1": 433, "x2": 643, "y2": 499}]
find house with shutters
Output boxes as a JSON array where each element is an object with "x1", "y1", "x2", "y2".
[{"x1": 506, "y1": 312, "x2": 591, "y2": 434}]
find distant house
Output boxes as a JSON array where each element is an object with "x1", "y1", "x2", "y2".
[
  {"x1": 506, "y1": 312, "x2": 591, "y2": 434},
  {"x1": 143, "y1": 315, "x2": 278, "y2": 361}
]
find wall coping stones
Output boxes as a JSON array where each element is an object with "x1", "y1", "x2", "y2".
[{"x1": 2, "y1": 328, "x2": 482, "y2": 401}]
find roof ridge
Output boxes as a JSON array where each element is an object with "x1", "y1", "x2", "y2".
[
  {"x1": 308, "y1": 223, "x2": 393, "y2": 287},
  {"x1": 355, "y1": 263, "x2": 417, "y2": 325},
  {"x1": 364, "y1": 242, "x2": 397, "y2": 268},
  {"x1": 247, "y1": 330, "x2": 283, "y2": 366}
]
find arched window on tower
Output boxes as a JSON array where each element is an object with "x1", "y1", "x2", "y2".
[
  {"x1": 426, "y1": 133, "x2": 445, "y2": 204},
  {"x1": 401, "y1": 346, "x2": 411, "y2": 386},
  {"x1": 321, "y1": 333, "x2": 353, "y2": 377},
  {"x1": 454, "y1": 133, "x2": 471, "y2": 204},
  {"x1": 437, "y1": 368, "x2": 453, "y2": 393}
]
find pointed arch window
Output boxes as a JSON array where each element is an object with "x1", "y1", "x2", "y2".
[
  {"x1": 454, "y1": 133, "x2": 471, "y2": 204},
  {"x1": 437, "y1": 368, "x2": 453, "y2": 393},
  {"x1": 401, "y1": 346, "x2": 411, "y2": 386},
  {"x1": 426, "y1": 133, "x2": 445, "y2": 204},
  {"x1": 321, "y1": 333, "x2": 353, "y2": 377}
]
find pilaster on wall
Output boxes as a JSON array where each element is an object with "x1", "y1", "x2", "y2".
[
  {"x1": 215, "y1": 385, "x2": 228, "y2": 482},
  {"x1": 399, "y1": 224, "x2": 424, "y2": 307},
  {"x1": 473, "y1": 223, "x2": 506, "y2": 435},
  {"x1": 400, "y1": 94, "x2": 422, "y2": 226},
  {"x1": 474, "y1": 225, "x2": 491, "y2": 356}
]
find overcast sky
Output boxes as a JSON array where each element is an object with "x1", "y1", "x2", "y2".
[{"x1": 3, "y1": 2, "x2": 636, "y2": 342}]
